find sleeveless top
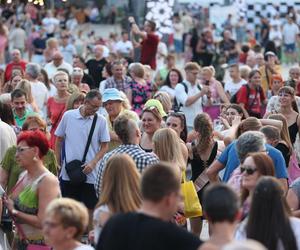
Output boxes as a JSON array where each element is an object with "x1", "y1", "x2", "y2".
[
  {"x1": 288, "y1": 114, "x2": 299, "y2": 145},
  {"x1": 13, "y1": 171, "x2": 50, "y2": 243},
  {"x1": 190, "y1": 141, "x2": 218, "y2": 182}
]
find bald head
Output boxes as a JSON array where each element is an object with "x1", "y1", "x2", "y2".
[
  {"x1": 94, "y1": 45, "x2": 104, "y2": 59},
  {"x1": 11, "y1": 49, "x2": 21, "y2": 63},
  {"x1": 52, "y1": 51, "x2": 63, "y2": 67}
]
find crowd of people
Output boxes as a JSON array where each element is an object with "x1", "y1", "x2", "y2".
[{"x1": 2, "y1": 2, "x2": 300, "y2": 250}]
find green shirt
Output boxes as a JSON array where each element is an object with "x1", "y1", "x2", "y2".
[
  {"x1": 1, "y1": 146, "x2": 58, "y2": 193},
  {"x1": 13, "y1": 109, "x2": 35, "y2": 128}
]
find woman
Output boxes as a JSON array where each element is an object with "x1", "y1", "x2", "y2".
[
  {"x1": 47, "y1": 71, "x2": 70, "y2": 149},
  {"x1": 0, "y1": 115, "x2": 58, "y2": 193},
  {"x1": 2, "y1": 72, "x2": 23, "y2": 93},
  {"x1": 70, "y1": 67, "x2": 90, "y2": 94},
  {"x1": 236, "y1": 69, "x2": 267, "y2": 118},
  {"x1": 202, "y1": 66, "x2": 229, "y2": 121},
  {"x1": 3, "y1": 130, "x2": 60, "y2": 249},
  {"x1": 93, "y1": 154, "x2": 141, "y2": 244},
  {"x1": 267, "y1": 74, "x2": 283, "y2": 99},
  {"x1": 66, "y1": 92, "x2": 85, "y2": 111},
  {"x1": 0, "y1": 21, "x2": 8, "y2": 65},
  {"x1": 160, "y1": 68, "x2": 183, "y2": 101},
  {"x1": 153, "y1": 91, "x2": 172, "y2": 114},
  {"x1": 43, "y1": 38, "x2": 59, "y2": 63},
  {"x1": 140, "y1": 106, "x2": 163, "y2": 152},
  {"x1": 43, "y1": 198, "x2": 93, "y2": 250},
  {"x1": 240, "y1": 153, "x2": 275, "y2": 217},
  {"x1": 39, "y1": 68, "x2": 57, "y2": 98},
  {"x1": 102, "y1": 88, "x2": 139, "y2": 151},
  {"x1": 16, "y1": 79, "x2": 40, "y2": 113},
  {"x1": 127, "y1": 63, "x2": 152, "y2": 116},
  {"x1": 235, "y1": 177, "x2": 300, "y2": 250},
  {"x1": 166, "y1": 112, "x2": 188, "y2": 162},
  {"x1": 153, "y1": 128, "x2": 186, "y2": 175},
  {"x1": 187, "y1": 113, "x2": 223, "y2": 236}
]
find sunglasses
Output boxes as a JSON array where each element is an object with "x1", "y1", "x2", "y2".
[{"x1": 240, "y1": 166, "x2": 257, "y2": 175}]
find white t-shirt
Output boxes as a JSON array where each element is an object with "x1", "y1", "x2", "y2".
[
  {"x1": 59, "y1": 44, "x2": 77, "y2": 64},
  {"x1": 44, "y1": 61, "x2": 73, "y2": 80},
  {"x1": 160, "y1": 85, "x2": 175, "y2": 99},
  {"x1": 0, "y1": 121, "x2": 16, "y2": 162},
  {"x1": 173, "y1": 22, "x2": 184, "y2": 40},
  {"x1": 224, "y1": 78, "x2": 247, "y2": 97},
  {"x1": 42, "y1": 17, "x2": 60, "y2": 34},
  {"x1": 115, "y1": 40, "x2": 133, "y2": 55},
  {"x1": 283, "y1": 23, "x2": 299, "y2": 44},
  {"x1": 30, "y1": 81, "x2": 49, "y2": 118},
  {"x1": 175, "y1": 81, "x2": 203, "y2": 128},
  {"x1": 93, "y1": 204, "x2": 110, "y2": 245},
  {"x1": 74, "y1": 245, "x2": 94, "y2": 250},
  {"x1": 269, "y1": 29, "x2": 283, "y2": 47}
]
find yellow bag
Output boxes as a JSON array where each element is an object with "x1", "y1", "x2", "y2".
[{"x1": 181, "y1": 171, "x2": 202, "y2": 218}]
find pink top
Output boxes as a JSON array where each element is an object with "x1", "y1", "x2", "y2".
[
  {"x1": 47, "y1": 97, "x2": 66, "y2": 149},
  {"x1": 209, "y1": 78, "x2": 221, "y2": 105}
]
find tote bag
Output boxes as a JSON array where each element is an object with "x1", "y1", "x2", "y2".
[{"x1": 181, "y1": 171, "x2": 202, "y2": 218}]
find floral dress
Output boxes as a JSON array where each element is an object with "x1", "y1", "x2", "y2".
[{"x1": 129, "y1": 80, "x2": 152, "y2": 116}]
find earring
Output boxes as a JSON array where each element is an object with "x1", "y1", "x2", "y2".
[{"x1": 33, "y1": 156, "x2": 38, "y2": 162}]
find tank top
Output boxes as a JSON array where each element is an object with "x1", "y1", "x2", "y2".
[
  {"x1": 288, "y1": 114, "x2": 299, "y2": 144},
  {"x1": 13, "y1": 172, "x2": 50, "y2": 243}
]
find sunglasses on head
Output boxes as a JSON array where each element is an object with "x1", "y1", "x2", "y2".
[{"x1": 240, "y1": 166, "x2": 257, "y2": 175}]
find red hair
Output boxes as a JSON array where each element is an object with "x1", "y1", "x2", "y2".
[
  {"x1": 17, "y1": 130, "x2": 49, "y2": 158},
  {"x1": 272, "y1": 74, "x2": 283, "y2": 83}
]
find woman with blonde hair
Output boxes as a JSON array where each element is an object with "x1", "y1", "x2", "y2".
[
  {"x1": 93, "y1": 154, "x2": 141, "y2": 244},
  {"x1": 66, "y1": 92, "x2": 85, "y2": 110},
  {"x1": 16, "y1": 79, "x2": 39, "y2": 113},
  {"x1": 153, "y1": 128, "x2": 186, "y2": 174},
  {"x1": 153, "y1": 91, "x2": 172, "y2": 114},
  {"x1": 201, "y1": 66, "x2": 229, "y2": 121},
  {"x1": 43, "y1": 198, "x2": 93, "y2": 250}
]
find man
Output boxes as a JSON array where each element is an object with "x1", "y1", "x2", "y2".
[
  {"x1": 260, "y1": 16, "x2": 270, "y2": 47},
  {"x1": 8, "y1": 23, "x2": 26, "y2": 55},
  {"x1": 115, "y1": 31, "x2": 133, "y2": 58},
  {"x1": 97, "y1": 163, "x2": 202, "y2": 250},
  {"x1": 255, "y1": 53, "x2": 265, "y2": 69},
  {"x1": 32, "y1": 28, "x2": 47, "y2": 64},
  {"x1": 219, "y1": 30, "x2": 238, "y2": 64},
  {"x1": 55, "y1": 90, "x2": 110, "y2": 211},
  {"x1": 282, "y1": 15, "x2": 299, "y2": 64},
  {"x1": 99, "y1": 61, "x2": 131, "y2": 93},
  {"x1": 44, "y1": 51, "x2": 73, "y2": 79},
  {"x1": 224, "y1": 64, "x2": 247, "y2": 98},
  {"x1": 42, "y1": 10, "x2": 60, "y2": 38},
  {"x1": 4, "y1": 49, "x2": 27, "y2": 82},
  {"x1": 25, "y1": 63, "x2": 48, "y2": 118},
  {"x1": 59, "y1": 34, "x2": 77, "y2": 64},
  {"x1": 174, "y1": 62, "x2": 209, "y2": 131},
  {"x1": 95, "y1": 113, "x2": 157, "y2": 196},
  {"x1": 155, "y1": 53, "x2": 176, "y2": 85},
  {"x1": 199, "y1": 184, "x2": 240, "y2": 249},
  {"x1": 11, "y1": 89, "x2": 34, "y2": 129},
  {"x1": 0, "y1": 118, "x2": 16, "y2": 162},
  {"x1": 207, "y1": 130, "x2": 288, "y2": 192},
  {"x1": 73, "y1": 56, "x2": 95, "y2": 89},
  {"x1": 129, "y1": 16, "x2": 159, "y2": 70},
  {"x1": 86, "y1": 45, "x2": 107, "y2": 88}
]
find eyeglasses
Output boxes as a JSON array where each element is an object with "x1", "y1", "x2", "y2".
[
  {"x1": 16, "y1": 146, "x2": 32, "y2": 153},
  {"x1": 240, "y1": 166, "x2": 257, "y2": 175}
]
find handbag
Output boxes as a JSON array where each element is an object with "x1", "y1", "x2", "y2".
[
  {"x1": 181, "y1": 171, "x2": 202, "y2": 218},
  {"x1": 288, "y1": 152, "x2": 300, "y2": 185},
  {"x1": 65, "y1": 114, "x2": 98, "y2": 184}
]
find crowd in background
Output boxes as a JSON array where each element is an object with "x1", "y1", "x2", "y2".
[{"x1": 2, "y1": 1, "x2": 300, "y2": 250}]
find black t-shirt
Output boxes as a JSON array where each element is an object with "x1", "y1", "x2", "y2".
[
  {"x1": 82, "y1": 73, "x2": 96, "y2": 89},
  {"x1": 275, "y1": 142, "x2": 290, "y2": 168},
  {"x1": 97, "y1": 213, "x2": 202, "y2": 250},
  {"x1": 86, "y1": 58, "x2": 107, "y2": 88}
]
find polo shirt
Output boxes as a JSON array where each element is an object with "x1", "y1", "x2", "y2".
[
  {"x1": 13, "y1": 109, "x2": 34, "y2": 128},
  {"x1": 218, "y1": 141, "x2": 288, "y2": 182},
  {"x1": 55, "y1": 108, "x2": 110, "y2": 184}
]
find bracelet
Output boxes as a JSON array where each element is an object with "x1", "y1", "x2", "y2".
[{"x1": 12, "y1": 209, "x2": 19, "y2": 216}]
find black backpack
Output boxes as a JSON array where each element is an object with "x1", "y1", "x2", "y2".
[{"x1": 173, "y1": 82, "x2": 202, "y2": 112}]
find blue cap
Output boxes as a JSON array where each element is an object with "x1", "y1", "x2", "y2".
[{"x1": 102, "y1": 88, "x2": 124, "y2": 103}]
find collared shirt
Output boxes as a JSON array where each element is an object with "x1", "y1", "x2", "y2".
[
  {"x1": 55, "y1": 108, "x2": 110, "y2": 184},
  {"x1": 13, "y1": 109, "x2": 34, "y2": 128},
  {"x1": 95, "y1": 144, "x2": 159, "y2": 196},
  {"x1": 103, "y1": 75, "x2": 131, "y2": 93}
]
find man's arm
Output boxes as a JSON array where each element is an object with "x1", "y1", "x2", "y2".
[
  {"x1": 128, "y1": 16, "x2": 147, "y2": 39},
  {"x1": 82, "y1": 142, "x2": 109, "y2": 174},
  {"x1": 206, "y1": 160, "x2": 224, "y2": 182},
  {"x1": 54, "y1": 136, "x2": 64, "y2": 166}
]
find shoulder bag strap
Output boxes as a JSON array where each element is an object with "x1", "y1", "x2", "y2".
[{"x1": 82, "y1": 113, "x2": 98, "y2": 163}]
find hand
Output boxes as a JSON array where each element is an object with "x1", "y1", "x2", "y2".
[
  {"x1": 128, "y1": 16, "x2": 135, "y2": 23},
  {"x1": 220, "y1": 116, "x2": 230, "y2": 129},
  {"x1": 2, "y1": 196, "x2": 14, "y2": 213},
  {"x1": 231, "y1": 115, "x2": 241, "y2": 127},
  {"x1": 201, "y1": 85, "x2": 210, "y2": 95},
  {"x1": 82, "y1": 161, "x2": 97, "y2": 175}
]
